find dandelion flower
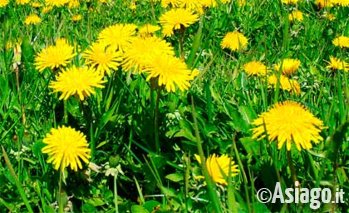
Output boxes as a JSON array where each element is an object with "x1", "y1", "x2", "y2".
[
  {"x1": 123, "y1": 36, "x2": 175, "y2": 73},
  {"x1": 159, "y1": 8, "x2": 199, "y2": 37},
  {"x1": 144, "y1": 54, "x2": 197, "y2": 92},
  {"x1": 42, "y1": 6, "x2": 53, "y2": 13},
  {"x1": 221, "y1": 31, "x2": 248, "y2": 51},
  {"x1": 24, "y1": 14, "x2": 41, "y2": 25},
  {"x1": 243, "y1": 61, "x2": 267, "y2": 76},
  {"x1": 326, "y1": 56, "x2": 348, "y2": 71},
  {"x1": 252, "y1": 101, "x2": 324, "y2": 151},
  {"x1": 177, "y1": 0, "x2": 204, "y2": 13},
  {"x1": 139, "y1": 24, "x2": 161, "y2": 37},
  {"x1": 289, "y1": 10, "x2": 303, "y2": 22},
  {"x1": 49, "y1": 66, "x2": 106, "y2": 100},
  {"x1": 161, "y1": 0, "x2": 180, "y2": 7},
  {"x1": 45, "y1": 0, "x2": 69, "y2": 7},
  {"x1": 68, "y1": 0, "x2": 79, "y2": 8},
  {"x1": 82, "y1": 42, "x2": 122, "y2": 76},
  {"x1": 268, "y1": 74, "x2": 301, "y2": 95},
  {"x1": 316, "y1": 0, "x2": 334, "y2": 7},
  {"x1": 16, "y1": 0, "x2": 29, "y2": 4},
  {"x1": 42, "y1": 126, "x2": 91, "y2": 172},
  {"x1": 30, "y1": 1, "x2": 42, "y2": 7},
  {"x1": 35, "y1": 38, "x2": 76, "y2": 72},
  {"x1": 332, "y1": 36, "x2": 349, "y2": 48},
  {"x1": 0, "y1": 0, "x2": 9, "y2": 7},
  {"x1": 98, "y1": 24, "x2": 137, "y2": 52},
  {"x1": 282, "y1": 0, "x2": 299, "y2": 4},
  {"x1": 71, "y1": 14, "x2": 82, "y2": 21},
  {"x1": 201, "y1": 0, "x2": 217, "y2": 7},
  {"x1": 274, "y1": 58, "x2": 300, "y2": 75},
  {"x1": 195, "y1": 154, "x2": 239, "y2": 185}
]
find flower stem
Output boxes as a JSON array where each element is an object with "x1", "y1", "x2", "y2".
[
  {"x1": 287, "y1": 151, "x2": 297, "y2": 183},
  {"x1": 58, "y1": 171, "x2": 64, "y2": 213},
  {"x1": 114, "y1": 175, "x2": 119, "y2": 213},
  {"x1": 154, "y1": 87, "x2": 161, "y2": 153}
]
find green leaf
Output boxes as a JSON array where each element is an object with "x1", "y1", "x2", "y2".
[
  {"x1": 165, "y1": 173, "x2": 183, "y2": 182},
  {"x1": 131, "y1": 205, "x2": 150, "y2": 213}
]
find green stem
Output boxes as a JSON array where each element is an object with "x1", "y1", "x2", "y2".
[
  {"x1": 287, "y1": 151, "x2": 297, "y2": 183},
  {"x1": 63, "y1": 100, "x2": 68, "y2": 123},
  {"x1": 58, "y1": 172, "x2": 64, "y2": 213},
  {"x1": 114, "y1": 175, "x2": 119, "y2": 213},
  {"x1": 154, "y1": 87, "x2": 161, "y2": 153}
]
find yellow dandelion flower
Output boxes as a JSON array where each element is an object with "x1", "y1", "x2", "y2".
[
  {"x1": 289, "y1": 10, "x2": 303, "y2": 22},
  {"x1": 332, "y1": 36, "x2": 349, "y2": 48},
  {"x1": 30, "y1": 1, "x2": 42, "y2": 7},
  {"x1": 123, "y1": 36, "x2": 175, "y2": 73},
  {"x1": 139, "y1": 24, "x2": 161, "y2": 37},
  {"x1": 42, "y1": 6, "x2": 53, "y2": 13},
  {"x1": 42, "y1": 126, "x2": 91, "y2": 172},
  {"x1": 322, "y1": 12, "x2": 335, "y2": 20},
  {"x1": 144, "y1": 54, "x2": 197, "y2": 92},
  {"x1": 159, "y1": 8, "x2": 199, "y2": 37},
  {"x1": 72, "y1": 14, "x2": 82, "y2": 21},
  {"x1": 45, "y1": 0, "x2": 69, "y2": 7},
  {"x1": 332, "y1": 0, "x2": 349, "y2": 6},
  {"x1": 161, "y1": 0, "x2": 180, "y2": 7},
  {"x1": 24, "y1": 14, "x2": 41, "y2": 25},
  {"x1": 16, "y1": 0, "x2": 30, "y2": 5},
  {"x1": 195, "y1": 154, "x2": 239, "y2": 185},
  {"x1": 221, "y1": 31, "x2": 248, "y2": 51},
  {"x1": 243, "y1": 61, "x2": 267, "y2": 76},
  {"x1": 177, "y1": 0, "x2": 204, "y2": 13},
  {"x1": 316, "y1": 0, "x2": 334, "y2": 7},
  {"x1": 281, "y1": 0, "x2": 299, "y2": 4},
  {"x1": 35, "y1": 38, "x2": 75, "y2": 72},
  {"x1": 49, "y1": 66, "x2": 106, "y2": 101},
  {"x1": 82, "y1": 42, "x2": 122, "y2": 76},
  {"x1": 274, "y1": 58, "x2": 300, "y2": 75},
  {"x1": 201, "y1": 0, "x2": 217, "y2": 7},
  {"x1": 252, "y1": 101, "x2": 324, "y2": 151},
  {"x1": 68, "y1": 0, "x2": 79, "y2": 8},
  {"x1": 129, "y1": 1, "x2": 136, "y2": 10},
  {"x1": 268, "y1": 74, "x2": 301, "y2": 95},
  {"x1": 326, "y1": 56, "x2": 349, "y2": 71},
  {"x1": 98, "y1": 24, "x2": 137, "y2": 52},
  {"x1": 0, "y1": 0, "x2": 9, "y2": 7}
]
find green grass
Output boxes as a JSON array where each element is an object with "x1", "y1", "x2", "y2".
[{"x1": 0, "y1": 0, "x2": 349, "y2": 212}]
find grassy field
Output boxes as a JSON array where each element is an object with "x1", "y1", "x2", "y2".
[{"x1": 0, "y1": 0, "x2": 349, "y2": 212}]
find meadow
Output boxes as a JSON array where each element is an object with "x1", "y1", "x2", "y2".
[{"x1": 0, "y1": 0, "x2": 349, "y2": 212}]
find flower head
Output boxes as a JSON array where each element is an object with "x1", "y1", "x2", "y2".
[
  {"x1": 144, "y1": 54, "x2": 197, "y2": 92},
  {"x1": 252, "y1": 101, "x2": 324, "y2": 151},
  {"x1": 71, "y1": 14, "x2": 82, "y2": 21},
  {"x1": 221, "y1": 31, "x2": 248, "y2": 51},
  {"x1": 16, "y1": 0, "x2": 29, "y2": 5},
  {"x1": 42, "y1": 126, "x2": 91, "y2": 172},
  {"x1": 159, "y1": 8, "x2": 199, "y2": 37},
  {"x1": 289, "y1": 10, "x2": 303, "y2": 22},
  {"x1": 98, "y1": 24, "x2": 137, "y2": 52},
  {"x1": 326, "y1": 56, "x2": 348, "y2": 71},
  {"x1": 35, "y1": 38, "x2": 76, "y2": 72},
  {"x1": 282, "y1": 0, "x2": 299, "y2": 4},
  {"x1": 316, "y1": 0, "x2": 334, "y2": 8},
  {"x1": 25, "y1": 14, "x2": 41, "y2": 25},
  {"x1": 0, "y1": 0, "x2": 9, "y2": 7},
  {"x1": 332, "y1": 36, "x2": 349, "y2": 48},
  {"x1": 274, "y1": 58, "x2": 300, "y2": 75},
  {"x1": 49, "y1": 66, "x2": 106, "y2": 100},
  {"x1": 82, "y1": 42, "x2": 122, "y2": 76},
  {"x1": 195, "y1": 154, "x2": 239, "y2": 185},
  {"x1": 123, "y1": 36, "x2": 175, "y2": 73},
  {"x1": 268, "y1": 74, "x2": 301, "y2": 95},
  {"x1": 243, "y1": 61, "x2": 267, "y2": 76},
  {"x1": 45, "y1": 0, "x2": 69, "y2": 7}
]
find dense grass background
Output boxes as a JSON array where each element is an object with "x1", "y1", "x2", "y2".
[{"x1": 0, "y1": 0, "x2": 348, "y2": 212}]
